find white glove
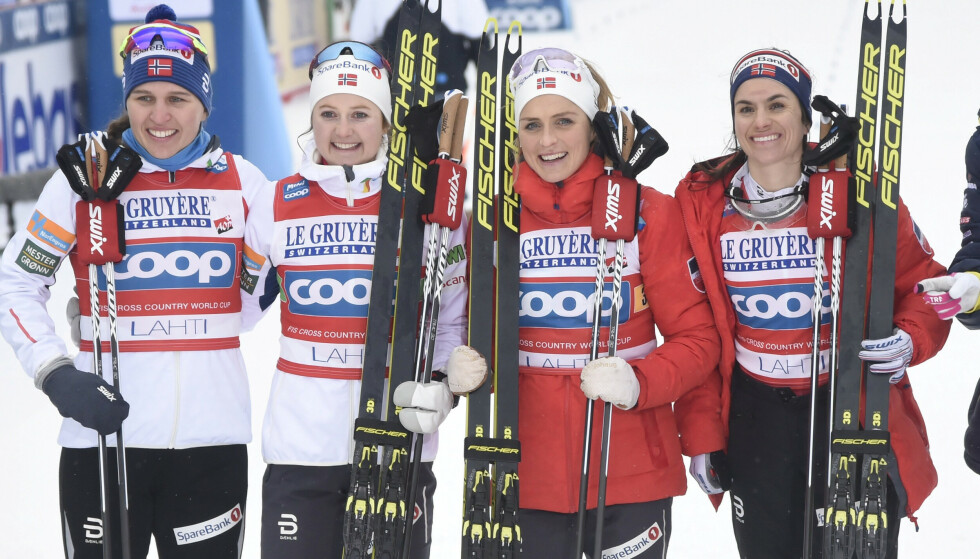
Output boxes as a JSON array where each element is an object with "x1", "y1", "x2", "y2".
[
  {"x1": 580, "y1": 356, "x2": 640, "y2": 410},
  {"x1": 689, "y1": 451, "x2": 730, "y2": 495},
  {"x1": 393, "y1": 380, "x2": 454, "y2": 434},
  {"x1": 445, "y1": 345, "x2": 489, "y2": 395},
  {"x1": 859, "y1": 327, "x2": 912, "y2": 384},
  {"x1": 66, "y1": 293, "x2": 80, "y2": 347},
  {"x1": 915, "y1": 272, "x2": 980, "y2": 320}
]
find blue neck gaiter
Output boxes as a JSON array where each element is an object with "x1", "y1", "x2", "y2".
[{"x1": 123, "y1": 128, "x2": 212, "y2": 172}]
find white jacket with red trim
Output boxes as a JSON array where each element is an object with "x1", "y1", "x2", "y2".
[
  {"x1": 0, "y1": 142, "x2": 270, "y2": 449},
  {"x1": 242, "y1": 142, "x2": 467, "y2": 466}
]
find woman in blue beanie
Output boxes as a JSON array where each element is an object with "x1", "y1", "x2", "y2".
[{"x1": 0, "y1": 5, "x2": 270, "y2": 558}]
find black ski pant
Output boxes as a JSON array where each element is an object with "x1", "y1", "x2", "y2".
[
  {"x1": 964, "y1": 375, "x2": 980, "y2": 474},
  {"x1": 727, "y1": 366, "x2": 902, "y2": 558},
  {"x1": 59, "y1": 444, "x2": 248, "y2": 559},
  {"x1": 260, "y1": 462, "x2": 436, "y2": 559},
  {"x1": 520, "y1": 499, "x2": 671, "y2": 558}
]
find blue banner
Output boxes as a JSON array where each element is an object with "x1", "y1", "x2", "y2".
[
  {"x1": 486, "y1": 0, "x2": 573, "y2": 32},
  {"x1": 0, "y1": 1, "x2": 83, "y2": 175}
]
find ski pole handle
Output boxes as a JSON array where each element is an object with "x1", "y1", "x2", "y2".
[
  {"x1": 450, "y1": 95, "x2": 469, "y2": 162},
  {"x1": 438, "y1": 90, "x2": 464, "y2": 158}
]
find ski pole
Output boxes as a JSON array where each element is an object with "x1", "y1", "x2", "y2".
[
  {"x1": 403, "y1": 91, "x2": 468, "y2": 559},
  {"x1": 593, "y1": 108, "x2": 637, "y2": 559},
  {"x1": 801, "y1": 96, "x2": 857, "y2": 558},
  {"x1": 574, "y1": 133, "x2": 617, "y2": 559},
  {"x1": 79, "y1": 133, "x2": 136, "y2": 559}
]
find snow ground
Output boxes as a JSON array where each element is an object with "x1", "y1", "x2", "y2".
[{"x1": 3, "y1": 0, "x2": 980, "y2": 556}]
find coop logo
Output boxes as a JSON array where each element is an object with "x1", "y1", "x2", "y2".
[
  {"x1": 728, "y1": 283, "x2": 830, "y2": 330},
  {"x1": 13, "y1": 6, "x2": 39, "y2": 43},
  {"x1": 283, "y1": 179, "x2": 310, "y2": 201},
  {"x1": 519, "y1": 281, "x2": 630, "y2": 329},
  {"x1": 284, "y1": 269, "x2": 372, "y2": 317},
  {"x1": 173, "y1": 504, "x2": 242, "y2": 545},
  {"x1": 110, "y1": 243, "x2": 236, "y2": 290},
  {"x1": 207, "y1": 154, "x2": 228, "y2": 173}
]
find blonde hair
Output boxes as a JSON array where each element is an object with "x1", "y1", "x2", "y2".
[{"x1": 585, "y1": 59, "x2": 614, "y2": 113}]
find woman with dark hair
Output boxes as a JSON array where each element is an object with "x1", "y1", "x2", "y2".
[{"x1": 675, "y1": 47, "x2": 950, "y2": 558}]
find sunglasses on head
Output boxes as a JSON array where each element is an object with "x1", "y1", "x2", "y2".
[
  {"x1": 308, "y1": 41, "x2": 391, "y2": 80},
  {"x1": 508, "y1": 47, "x2": 584, "y2": 81},
  {"x1": 119, "y1": 22, "x2": 208, "y2": 58}
]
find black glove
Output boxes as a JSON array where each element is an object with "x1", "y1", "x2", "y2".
[
  {"x1": 708, "y1": 449, "x2": 733, "y2": 491},
  {"x1": 592, "y1": 108, "x2": 668, "y2": 179},
  {"x1": 965, "y1": 376, "x2": 980, "y2": 475},
  {"x1": 801, "y1": 95, "x2": 858, "y2": 167},
  {"x1": 98, "y1": 140, "x2": 142, "y2": 201},
  {"x1": 55, "y1": 132, "x2": 141, "y2": 202},
  {"x1": 41, "y1": 365, "x2": 129, "y2": 436},
  {"x1": 56, "y1": 139, "x2": 98, "y2": 201},
  {"x1": 404, "y1": 98, "x2": 447, "y2": 163}
]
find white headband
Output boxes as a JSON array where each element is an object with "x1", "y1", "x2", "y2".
[
  {"x1": 510, "y1": 53, "x2": 600, "y2": 122},
  {"x1": 309, "y1": 54, "x2": 392, "y2": 122}
]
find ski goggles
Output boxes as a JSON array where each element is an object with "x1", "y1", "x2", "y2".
[
  {"x1": 508, "y1": 48, "x2": 587, "y2": 83},
  {"x1": 508, "y1": 47, "x2": 600, "y2": 120},
  {"x1": 308, "y1": 41, "x2": 391, "y2": 79},
  {"x1": 118, "y1": 22, "x2": 208, "y2": 58}
]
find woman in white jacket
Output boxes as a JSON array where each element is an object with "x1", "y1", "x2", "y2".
[
  {"x1": 0, "y1": 5, "x2": 269, "y2": 559},
  {"x1": 241, "y1": 41, "x2": 469, "y2": 559}
]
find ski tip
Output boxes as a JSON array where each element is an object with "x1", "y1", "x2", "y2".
[
  {"x1": 483, "y1": 17, "x2": 498, "y2": 36},
  {"x1": 424, "y1": 0, "x2": 441, "y2": 15},
  {"x1": 505, "y1": 21, "x2": 523, "y2": 50},
  {"x1": 864, "y1": 0, "x2": 882, "y2": 19}
]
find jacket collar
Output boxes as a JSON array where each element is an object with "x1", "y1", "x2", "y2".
[
  {"x1": 297, "y1": 135, "x2": 386, "y2": 206},
  {"x1": 514, "y1": 153, "x2": 605, "y2": 224}
]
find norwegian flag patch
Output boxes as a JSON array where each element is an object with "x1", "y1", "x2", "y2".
[
  {"x1": 147, "y1": 58, "x2": 173, "y2": 77},
  {"x1": 688, "y1": 256, "x2": 706, "y2": 294},
  {"x1": 338, "y1": 73, "x2": 358, "y2": 86},
  {"x1": 537, "y1": 77, "x2": 556, "y2": 89},
  {"x1": 912, "y1": 219, "x2": 934, "y2": 255},
  {"x1": 750, "y1": 63, "x2": 776, "y2": 77}
]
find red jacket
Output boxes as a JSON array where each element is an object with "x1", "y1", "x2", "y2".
[
  {"x1": 674, "y1": 158, "x2": 949, "y2": 516},
  {"x1": 516, "y1": 153, "x2": 725, "y2": 513}
]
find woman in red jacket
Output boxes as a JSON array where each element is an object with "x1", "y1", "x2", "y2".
[
  {"x1": 674, "y1": 48, "x2": 950, "y2": 558},
  {"x1": 506, "y1": 47, "x2": 724, "y2": 557}
]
